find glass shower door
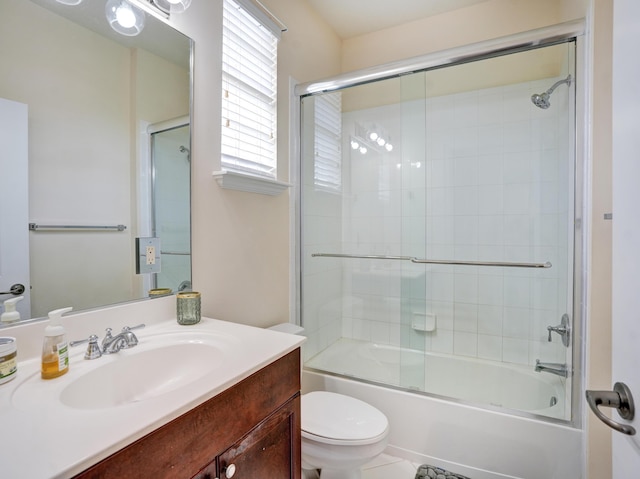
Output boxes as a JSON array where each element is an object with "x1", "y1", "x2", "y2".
[{"x1": 150, "y1": 123, "x2": 191, "y2": 293}]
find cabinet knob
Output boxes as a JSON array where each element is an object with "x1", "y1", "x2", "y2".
[{"x1": 224, "y1": 464, "x2": 236, "y2": 478}]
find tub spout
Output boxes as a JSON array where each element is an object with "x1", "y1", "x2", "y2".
[{"x1": 535, "y1": 359, "x2": 571, "y2": 378}]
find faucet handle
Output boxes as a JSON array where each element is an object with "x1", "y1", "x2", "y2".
[
  {"x1": 70, "y1": 334, "x2": 102, "y2": 360},
  {"x1": 120, "y1": 324, "x2": 145, "y2": 348}
]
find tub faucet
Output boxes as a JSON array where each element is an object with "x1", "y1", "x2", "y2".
[{"x1": 535, "y1": 359, "x2": 571, "y2": 378}]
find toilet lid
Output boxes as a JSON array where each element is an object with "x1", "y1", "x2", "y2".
[{"x1": 301, "y1": 391, "x2": 389, "y2": 441}]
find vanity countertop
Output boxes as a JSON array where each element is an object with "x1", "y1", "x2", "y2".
[{"x1": 0, "y1": 315, "x2": 304, "y2": 479}]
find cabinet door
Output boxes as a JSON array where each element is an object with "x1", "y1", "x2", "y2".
[{"x1": 217, "y1": 396, "x2": 300, "y2": 479}]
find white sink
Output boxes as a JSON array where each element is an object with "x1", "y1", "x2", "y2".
[{"x1": 60, "y1": 342, "x2": 224, "y2": 409}]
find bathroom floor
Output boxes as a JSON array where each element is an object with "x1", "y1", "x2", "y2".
[
  {"x1": 361, "y1": 454, "x2": 419, "y2": 478},
  {"x1": 303, "y1": 454, "x2": 418, "y2": 479}
]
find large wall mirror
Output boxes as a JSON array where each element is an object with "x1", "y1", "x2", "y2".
[{"x1": 0, "y1": 0, "x2": 192, "y2": 325}]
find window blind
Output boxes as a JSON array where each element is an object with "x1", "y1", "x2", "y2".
[
  {"x1": 222, "y1": 0, "x2": 278, "y2": 179},
  {"x1": 314, "y1": 93, "x2": 342, "y2": 191}
]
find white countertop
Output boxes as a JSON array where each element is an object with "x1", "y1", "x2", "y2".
[{"x1": 0, "y1": 311, "x2": 304, "y2": 479}]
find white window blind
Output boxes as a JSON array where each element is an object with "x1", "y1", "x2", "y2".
[
  {"x1": 314, "y1": 93, "x2": 342, "y2": 191},
  {"x1": 221, "y1": 0, "x2": 278, "y2": 179}
]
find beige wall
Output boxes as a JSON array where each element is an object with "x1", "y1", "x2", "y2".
[
  {"x1": 175, "y1": 0, "x2": 341, "y2": 327},
  {"x1": 587, "y1": 0, "x2": 613, "y2": 476}
]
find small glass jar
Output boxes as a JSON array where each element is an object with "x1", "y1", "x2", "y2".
[
  {"x1": 177, "y1": 292, "x2": 201, "y2": 325},
  {"x1": 0, "y1": 337, "x2": 17, "y2": 385}
]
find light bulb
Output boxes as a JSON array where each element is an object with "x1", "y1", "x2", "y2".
[
  {"x1": 369, "y1": 132, "x2": 379, "y2": 141},
  {"x1": 106, "y1": 0, "x2": 145, "y2": 36},
  {"x1": 350, "y1": 140, "x2": 360, "y2": 150},
  {"x1": 385, "y1": 144, "x2": 393, "y2": 152},
  {"x1": 116, "y1": 4, "x2": 136, "y2": 28},
  {"x1": 359, "y1": 146, "x2": 368, "y2": 154},
  {"x1": 376, "y1": 137, "x2": 386, "y2": 146}
]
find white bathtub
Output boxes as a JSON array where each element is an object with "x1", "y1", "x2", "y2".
[
  {"x1": 303, "y1": 339, "x2": 582, "y2": 479},
  {"x1": 305, "y1": 339, "x2": 566, "y2": 417}
]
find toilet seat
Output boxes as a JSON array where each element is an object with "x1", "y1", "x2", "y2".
[{"x1": 301, "y1": 391, "x2": 389, "y2": 446}]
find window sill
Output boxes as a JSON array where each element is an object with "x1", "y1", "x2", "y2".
[{"x1": 212, "y1": 170, "x2": 291, "y2": 196}]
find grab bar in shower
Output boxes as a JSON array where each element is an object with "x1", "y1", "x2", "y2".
[
  {"x1": 311, "y1": 253, "x2": 551, "y2": 269},
  {"x1": 29, "y1": 223, "x2": 127, "y2": 232}
]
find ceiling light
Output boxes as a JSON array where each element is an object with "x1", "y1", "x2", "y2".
[
  {"x1": 56, "y1": 0, "x2": 84, "y2": 5},
  {"x1": 376, "y1": 137, "x2": 386, "y2": 146},
  {"x1": 350, "y1": 140, "x2": 360, "y2": 150},
  {"x1": 368, "y1": 132, "x2": 378, "y2": 141},
  {"x1": 359, "y1": 146, "x2": 368, "y2": 154},
  {"x1": 106, "y1": 0, "x2": 146, "y2": 36},
  {"x1": 385, "y1": 144, "x2": 393, "y2": 152},
  {"x1": 152, "y1": 0, "x2": 192, "y2": 14}
]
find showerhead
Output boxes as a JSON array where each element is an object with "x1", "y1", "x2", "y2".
[
  {"x1": 531, "y1": 74, "x2": 572, "y2": 109},
  {"x1": 179, "y1": 145, "x2": 191, "y2": 162},
  {"x1": 531, "y1": 92, "x2": 551, "y2": 109}
]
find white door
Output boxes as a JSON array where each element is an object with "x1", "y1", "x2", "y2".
[
  {"x1": 610, "y1": 0, "x2": 640, "y2": 474},
  {"x1": 0, "y1": 98, "x2": 31, "y2": 320}
]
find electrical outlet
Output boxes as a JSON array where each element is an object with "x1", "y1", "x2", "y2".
[
  {"x1": 135, "y1": 237, "x2": 161, "y2": 274},
  {"x1": 146, "y1": 246, "x2": 156, "y2": 265}
]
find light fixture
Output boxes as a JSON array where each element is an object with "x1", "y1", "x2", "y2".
[
  {"x1": 359, "y1": 146, "x2": 368, "y2": 154},
  {"x1": 368, "y1": 131, "x2": 379, "y2": 141},
  {"x1": 385, "y1": 143, "x2": 393, "y2": 152},
  {"x1": 106, "y1": 0, "x2": 146, "y2": 36},
  {"x1": 350, "y1": 140, "x2": 360, "y2": 150},
  {"x1": 152, "y1": 0, "x2": 192, "y2": 14},
  {"x1": 56, "y1": 0, "x2": 84, "y2": 5}
]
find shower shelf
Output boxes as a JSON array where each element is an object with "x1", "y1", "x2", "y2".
[{"x1": 311, "y1": 253, "x2": 551, "y2": 269}]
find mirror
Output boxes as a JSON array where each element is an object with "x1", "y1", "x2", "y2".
[{"x1": 0, "y1": 0, "x2": 192, "y2": 325}]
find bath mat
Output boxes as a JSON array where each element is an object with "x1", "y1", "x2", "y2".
[{"x1": 415, "y1": 464, "x2": 471, "y2": 479}]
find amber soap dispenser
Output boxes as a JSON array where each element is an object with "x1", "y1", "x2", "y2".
[{"x1": 41, "y1": 307, "x2": 72, "y2": 379}]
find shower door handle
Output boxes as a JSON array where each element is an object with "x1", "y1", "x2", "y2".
[{"x1": 586, "y1": 382, "x2": 636, "y2": 435}]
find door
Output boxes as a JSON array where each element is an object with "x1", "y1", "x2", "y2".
[
  {"x1": 610, "y1": 0, "x2": 640, "y2": 474},
  {"x1": 0, "y1": 98, "x2": 31, "y2": 320}
]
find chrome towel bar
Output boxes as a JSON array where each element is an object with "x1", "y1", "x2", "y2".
[
  {"x1": 311, "y1": 253, "x2": 551, "y2": 269},
  {"x1": 29, "y1": 223, "x2": 127, "y2": 232}
]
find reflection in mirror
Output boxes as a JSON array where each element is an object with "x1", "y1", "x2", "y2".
[{"x1": 0, "y1": 0, "x2": 192, "y2": 325}]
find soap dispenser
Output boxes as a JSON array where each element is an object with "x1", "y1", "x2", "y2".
[
  {"x1": 1, "y1": 296, "x2": 24, "y2": 323},
  {"x1": 41, "y1": 307, "x2": 72, "y2": 380}
]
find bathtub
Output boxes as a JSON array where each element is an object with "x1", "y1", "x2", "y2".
[
  {"x1": 303, "y1": 339, "x2": 583, "y2": 479},
  {"x1": 305, "y1": 339, "x2": 566, "y2": 417}
]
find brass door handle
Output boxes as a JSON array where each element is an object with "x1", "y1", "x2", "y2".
[{"x1": 586, "y1": 382, "x2": 636, "y2": 435}]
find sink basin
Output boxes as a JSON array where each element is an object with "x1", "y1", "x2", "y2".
[{"x1": 60, "y1": 342, "x2": 224, "y2": 409}]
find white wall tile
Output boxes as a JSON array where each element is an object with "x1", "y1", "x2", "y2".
[
  {"x1": 454, "y1": 331, "x2": 478, "y2": 357},
  {"x1": 478, "y1": 334, "x2": 502, "y2": 361}
]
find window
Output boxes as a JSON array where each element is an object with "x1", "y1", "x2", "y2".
[
  {"x1": 221, "y1": 0, "x2": 279, "y2": 179},
  {"x1": 314, "y1": 93, "x2": 342, "y2": 191}
]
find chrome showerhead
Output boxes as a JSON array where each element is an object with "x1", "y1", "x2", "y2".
[
  {"x1": 531, "y1": 92, "x2": 551, "y2": 109},
  {"x1": 179, "y1": 145, "x2": 190, "y2": 162},
  {"x1": 531, "y1": 74, "x2": 572, "y2": 109}
]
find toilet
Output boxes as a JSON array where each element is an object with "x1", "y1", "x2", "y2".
[{"x1": 301, "y1": 391, "x2": 390, "y2": 479}]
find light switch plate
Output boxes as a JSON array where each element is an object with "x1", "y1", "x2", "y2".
[{"x1": 136, "y1": 237, "x2": 161, "y2": 274}]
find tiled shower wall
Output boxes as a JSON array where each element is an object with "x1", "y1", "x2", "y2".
[{"x1": 334, "y1": 76, "x2": 573, "y2": 367}]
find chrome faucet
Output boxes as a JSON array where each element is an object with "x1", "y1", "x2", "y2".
[
  {"x1": 101, "y1": 324, "x2": 145, "y2": 354},
  {"x1": 71, "y1": 324, "x2": 145, "y2": 358},
  {"x1": 535, "y1": 359, "x2": 571, "y2": 378}
]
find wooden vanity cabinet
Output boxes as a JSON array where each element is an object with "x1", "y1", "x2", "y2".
[{"x1": 74, "y1": 349, "x2": 301, "y2": 479}]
